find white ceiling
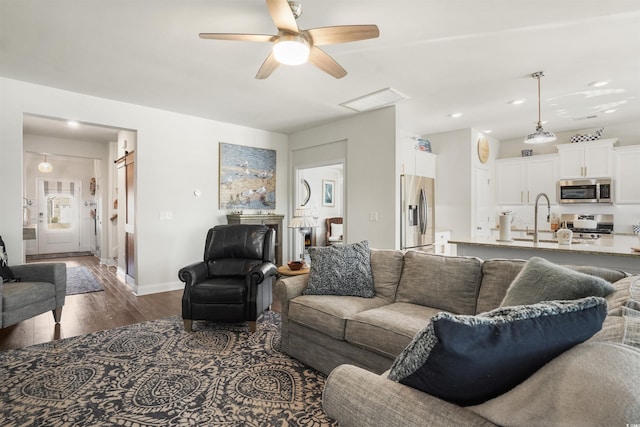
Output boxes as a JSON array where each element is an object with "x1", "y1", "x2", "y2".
[{"x1": 2, "y1": 0, "x2": 639, "y2": 143}]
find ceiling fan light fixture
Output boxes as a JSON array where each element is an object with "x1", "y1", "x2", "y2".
[
  {"x1": 524, "y1": 71, "x2": 556, "y2": 144},
  {"x1": 38, "y1": 154, "x2": 53, "y2": 173},
  {"x1": 273, "y1": 35, "x2": 309, "y2": 65}
]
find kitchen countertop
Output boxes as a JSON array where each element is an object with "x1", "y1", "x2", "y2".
[
  {"x1": 449, "y1": 235, "x2": 640, "y2": 257},
  {"x1": 450, "y1": 234, "x2": 640, "y2": 275}
]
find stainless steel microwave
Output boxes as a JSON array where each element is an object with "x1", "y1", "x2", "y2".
[{"x1": 558, "y1": 178, "x2": 613, "y2": 204}]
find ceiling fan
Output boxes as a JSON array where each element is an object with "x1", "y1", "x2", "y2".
[{"x1": 199, "y1": 0, "x2": 379, "y2": 79}]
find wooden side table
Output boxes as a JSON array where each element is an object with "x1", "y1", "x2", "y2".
[{"x1": 277, "y1": 265, "x2": 310, "y2": 276}]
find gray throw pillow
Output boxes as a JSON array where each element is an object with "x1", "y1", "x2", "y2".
[
  {"x1": 500, "y1": 257, "x2": 615, "y2": 307},
  {"x1": 304, "y1": 241, "x2": 375, "y2": 298}
]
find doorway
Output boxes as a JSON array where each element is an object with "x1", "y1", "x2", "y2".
[
  {"x1": 296, "y1": 164, "x2": 344, "y2": 250},
  {"x1": 22, "y1": 115, "x2": 124, "y2": 264}
]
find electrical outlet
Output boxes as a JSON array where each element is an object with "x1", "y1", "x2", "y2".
[
  {"x1": 369, "y1": 212, "x2": 378, "y2": 221},
  {"x1": 160, "y1": 211, "x2": 173, "y2": 220}
]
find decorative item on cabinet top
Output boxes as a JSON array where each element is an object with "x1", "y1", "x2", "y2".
[
  {"x1": 413, "y1": 137, "x2": 432, "y2": 153},
  {"x1": 570, "y1": 128, "x2": 603, "y2": 143},
  {"x1": 521, "y1": 149, "x2": 533, "y2": 157}
]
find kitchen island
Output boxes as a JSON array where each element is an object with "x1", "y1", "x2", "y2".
[{"x1": 450, "y1": 235, "x2": 640, "y2": 275}]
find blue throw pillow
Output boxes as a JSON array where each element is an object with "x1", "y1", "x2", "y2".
[
  {"x1": 388, "y1": 297, "x2": 607, "y2": 406},
  {"x1": 304, "y1": 240, "x2": 374, "y2": 297}
]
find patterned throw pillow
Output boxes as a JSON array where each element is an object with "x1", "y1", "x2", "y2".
[
  {"x1": 304, "y1": 241, "x2": 374, "y2": 297},
  {"x1": 501, "y1": 257, "x2": 615, "y2": 307},
  {"x1": 0, "y1": 235, "x2": 20, "y2": 283},
  {"x1": 388, "y1": 297, "x2": 607, "y2": 406}
]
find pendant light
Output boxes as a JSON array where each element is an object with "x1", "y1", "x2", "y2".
[
  {"x1": 38, "y1": 154, "x2": 53, "y2": 173},
  {"x1": 524, "y1": 71, "x2": 556, "y2": 144}
]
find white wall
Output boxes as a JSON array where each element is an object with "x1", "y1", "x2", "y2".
[
  {"x1": 427, "y1": 128, "x2": 500, "y2": 240},
  {"x1": 0, "y1": 77, "x2": 288, "y2": 295},
  {"x1": 288, "y1": 107, "x2": 398, "y2": 250}
]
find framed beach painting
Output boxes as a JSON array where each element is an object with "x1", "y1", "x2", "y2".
[
  {"x1": 322, "y1": 179, "x2": 335, "y2": 207},
  {"x1": 219, "y1": 143, "x2": 276, "y2": 210}
]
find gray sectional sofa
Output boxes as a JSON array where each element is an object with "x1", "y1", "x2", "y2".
[{"x1": 274, "y1": 249, "x2": 640, "y2": 426}]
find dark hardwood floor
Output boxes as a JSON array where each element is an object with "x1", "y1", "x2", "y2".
[{"x1": 0, "y1": 255, "x2": 183, "y2": 351}]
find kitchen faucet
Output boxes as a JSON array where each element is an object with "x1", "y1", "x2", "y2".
[{"x1": 533, "y1": 193, "x2": 551, "y2": 244}]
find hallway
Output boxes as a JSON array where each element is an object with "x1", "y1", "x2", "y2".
[{"x1": 0, "y1": 256, "x2": 182, "y2": 350}]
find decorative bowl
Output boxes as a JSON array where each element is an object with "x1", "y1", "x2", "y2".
[{"x1": 288, "y1": 261, "x2": 304, "y2": 271}]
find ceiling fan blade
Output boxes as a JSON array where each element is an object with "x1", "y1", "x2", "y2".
[
  {"x1": 308, "y1": 46, "x2": 347, "y2": 79},
  {"x1": 266, "y1": 0, "x2": 299, "y2": 33},
  {"x1": 255, "y1": 52, "x2": 280, "y2": 79},
  {"x1": 199, "y1": 33, "x2": 276, "y2": 43},
  {"x1": 305, "y1": 25, "x2": 380, "y2": 46}
]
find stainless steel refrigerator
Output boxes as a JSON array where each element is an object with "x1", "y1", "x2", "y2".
[{"x1": 400, "y1": 174, "x2": 435, "y2": 251}]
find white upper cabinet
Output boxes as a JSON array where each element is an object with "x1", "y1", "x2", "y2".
[
  {"x1": 496, "y1": 155, "x2": 558, "y2": 205},
  {"x1": 614, "y1": 145, "x2": 640, "y2": 204},
  {"x1": 556, "y1": 139, "x2": 617, "y2": 179}
]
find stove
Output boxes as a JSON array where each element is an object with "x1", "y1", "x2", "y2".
[{"x1": 560, "y1": 214, "x2": 614, "y2": 239}]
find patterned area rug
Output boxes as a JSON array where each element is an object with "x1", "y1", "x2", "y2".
[
  {"x1": 0, "y1": 312, "x2": 337, "y2": 426},
  {"x1": 66, "y1": 265, "x2": 104, "y2": 295}
]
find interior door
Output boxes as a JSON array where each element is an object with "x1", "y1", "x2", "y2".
[
  {"x1": 37, "y1": 178, "x2": 82, "y2": 254},
  {"x1": 124, "y1": 152, "x2": 135, "y2": 280}
]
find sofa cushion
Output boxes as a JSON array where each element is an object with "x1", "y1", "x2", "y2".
[
  {"x1": 591, "y1": 306, "x2": 640, "y2": 349},
  {"x1": 305, "y1": 241, "x2": 375, "y2": 297},
  {"x1": 396, "y1": 252, "x2": 482, "y2": 315},
  {"x1": 468, "y1": 342, "x2": 640, "y2": 426},
  {"x1": 288, "y1": 295, "x2": 389, "y2": 340},
  {"x1": 500, "y1": 257, "x2": 615, "y2": 307},
  {"x1": 476, "y1": 259, "x2": 526, "y2": 314},
  {"x1": 369, "y1": 249, "x2": 404, "y2": 302},
  {"x1": 606, "y1": 275, "x2": 640, "y2": 314},
  {"x1": 345, "y1": 303, "x2": 442, "y2": 358},
  {"x1": 387, "y1": 297, "x2": 607, "y2": 406}
]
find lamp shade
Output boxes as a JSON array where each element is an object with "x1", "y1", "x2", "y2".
[
  {"x1": 38, "y1": 155, "x2": 53, "y2": 173},
  {"x1": 524, "y1": 125, "x2": 557, "y2": 144},
  {"x1": 289, "y1": 206, "x2": 317, "y2": 228},
  {"x1": 273, "y1": 35, "x2": 310, "y2": 65}
]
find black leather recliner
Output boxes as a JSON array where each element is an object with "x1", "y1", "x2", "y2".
[{"x1": 178, "y1": 224, "x2": 277, "y2": 332}]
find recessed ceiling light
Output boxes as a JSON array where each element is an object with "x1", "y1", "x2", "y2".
[
  {"x1": 483, "y1": 130, "x2": 493, "y2": 134},
  {"x1": 604, "y1": 109, "x2": 617, "y2": 114},
  {"x1": 340, "y1": 87, "x2": 409, "y2": 112},
  {"x1": 67, "y1": 120, "x2": 80, "y2": 128},
  {"x1": 588, "y1": 80, "x2": 609, "y2": 88},
  {"x1": 448, "y1": 112, "x2": 463, "y2": 118},
  {"x1": 508, "y1": 99, "x2": 526, "y2": 105}
]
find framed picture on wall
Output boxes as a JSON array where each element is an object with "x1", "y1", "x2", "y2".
[
  {"x1": 322, "y1": 179, "x2": 335, "y2": 207},
  {"x1": 219, "y1": 142, "x2": 276, "y2": 209}
]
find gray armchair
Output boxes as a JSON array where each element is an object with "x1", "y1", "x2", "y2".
[{"x1": 1, "y1": 263, "x2": 67, "y2": 328}]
